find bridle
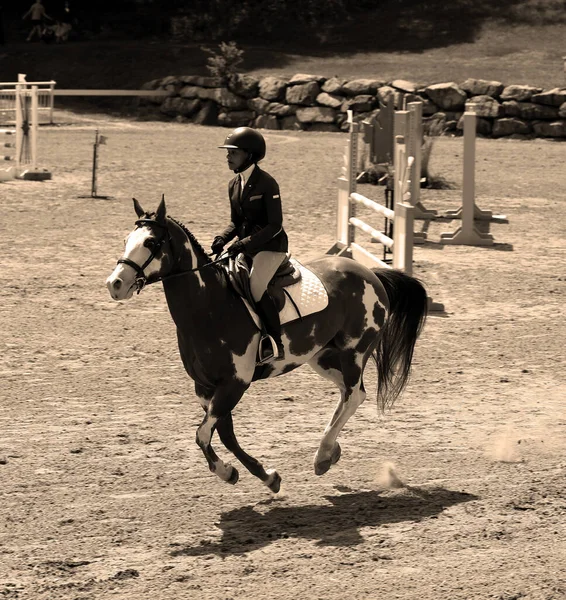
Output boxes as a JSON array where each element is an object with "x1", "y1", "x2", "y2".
[{"x1": 116, "y1": 217, "x2": 229, "y2": 293}]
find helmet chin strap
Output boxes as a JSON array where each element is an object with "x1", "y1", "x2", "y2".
[{"x1": 233, "y1": 152, "x2": 256, "y2": 174}]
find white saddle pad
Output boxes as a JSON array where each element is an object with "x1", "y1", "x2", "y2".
[{"x1": 243, "y1": 259, "x2": 329, "y2": 329}]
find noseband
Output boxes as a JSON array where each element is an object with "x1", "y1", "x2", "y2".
[{"x1": 117, "y1": 218, "x2": 171, "y2": 293}]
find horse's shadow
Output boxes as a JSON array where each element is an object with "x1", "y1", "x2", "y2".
[{"x1": 171, "y1": 486, "x2": 478, "y2": 556}]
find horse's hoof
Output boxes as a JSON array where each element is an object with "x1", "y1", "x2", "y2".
[
  {"x1": 314, "y1": 443, "x2": 341, "y2": 475},
  {"x1": 226, "y1": 466, "x2": 239, "y2": 485},
  {"x1": 314, "y1": 459, "x2": 332, "y2": 476},
  {"x1": 331, "y1": 442, "x2": 342, "y2": 465},
  {"x1": 265, "y1": 469, "x2": 281, "y2": 493}
]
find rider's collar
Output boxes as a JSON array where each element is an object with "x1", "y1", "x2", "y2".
[{"x1": 239, "y1": 163, "x2": 256, "y2": 187}]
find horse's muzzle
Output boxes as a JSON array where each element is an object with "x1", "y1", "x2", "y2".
[{"x1": 106, "y1": 266, "x2": 136, "y2": 301}]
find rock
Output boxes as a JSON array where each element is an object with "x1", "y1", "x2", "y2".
[
  {"x1": 266, "y1": 103, "x2": 296, "y2": 117},
  {"x1": 423, "y1": 114, "x2": 448, "y2": 136},
  {"x1": 307, "y1": 123, "x2": 340, "y2": 132},
  {"x1": 501, "y1": 100, "x2": 521, "y2": 118},
  {"x1": 322, "y1": 77, "x2": 347, "y2": 94},
  {"x1": 391, "y1": 79, "x2": 419, "y2": 94},
  {"x1": 228, "y1": 73, "x2": 260, "y2": 99},
  {"x1": 457, "y1": 115, "x2": 492, "y2": 135},
  {"x1": 431, "y1": 110, "x2": 463, "y2": 123},
  {"x1": 465, "y1": 95, "x2": 502, "y2": 118},
  {"x1": 179, "y1": 85, "x2": 200, "y2": 99},
  {"x1": 341, "y1": 95, "x2": 375, "y2": 113},
  {"x1": 342, "y1": 79, "x2": 383, "y2": 96},
  {"x1": 160, "y1": 97, "x2": 201, "y2": 117},
  {"x1": 197, "y1": 87, "x2": 249, "y2": 110},
  {"x1": 285, "y1": 82, "x2": 321, "y2": 106},
  {"x1": 280, "y1": 115, "x2": 302, "y2": 130},
  {"x1": 376, "y1": 86, "x2": 403, "y2": 109},
  {"x1": 159, "y1": 83, "x2": 180, "y2": 97},
  {"x1": 460, "y1": 78, "x2": 504, "y2": 98},
  {"x1": 141, "y1": 79, "x2": 162, "y2": 91},
  {"x1": 258, "y1": 76, "x2": 288, "y2": 102},
  {"x1": 425, "y1": 82, "x2": 467, "y2": 110},
  {"x1": 421, "y1": 98, "x2": 439, "y2": 116},
  {"x1": 289, "y1": 73, "x2": 326, "y2": 85},
  {"x1": 217, "y1": 110, "x2": 254, "y2": 127},
  {"x1": 531, "y1": 120, "x2": 566, "y2": 137},
  {"x1": 316, "y1": 92, "x2": 343, "y2": 109},
  {"x1": 296, "y1": 106, "x2": 337, "y2": 123},
  {"x1": 179, "y1": 75, "x2": 223, "y2": 88},
  {"x1": 159, "y1": 75, "x2": 181, "y2": 87},
  {"x1": 253, "y1": 114, "x2": 280, "y2": 130},
  {"x1": 193, "y1": 101, "x2": 218, "y2": 125},
  {"x1": 531, "y1": 88, "x2": 566, "y2": 107},
  {"x1": 247, "y1": 97, "x2": 270, "y2": 114},
  {"x1": 515, "y1": 102, "x2": 559, "y2": 120},
  {"x1": 492, "y1": 118, "x2": 532, "y2": 137},
  {"x1": 500, "y1": 84, "x2": 542, "y2": 102}
]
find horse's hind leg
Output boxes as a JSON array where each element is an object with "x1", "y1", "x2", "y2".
[
  {"x1": 216, "y1": 414, "x2": 281, "y2": 493},
  {"x1": 309, "y1": 348, "x2": 368, "y2": 476}
]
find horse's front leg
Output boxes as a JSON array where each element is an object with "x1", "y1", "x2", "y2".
[
  {"x1": 194, "y1": 382, "x2": 247, "y2": 485},
  {"x1": 216, "y1": 413, "x2": 281, "y2": 493}
]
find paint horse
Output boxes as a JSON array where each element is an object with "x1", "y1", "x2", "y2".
[{"x1": 106, "y1": 197, "x2": 428, "y2": 493}]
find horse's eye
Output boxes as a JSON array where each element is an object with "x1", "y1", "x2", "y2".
[{"x1": 144, "y1": 238, "x2": 156, "y2": 250}]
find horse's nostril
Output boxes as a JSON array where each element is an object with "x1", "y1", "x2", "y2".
[{"x1": 113, "y1": 279, "x2": 122, "y2": 290}]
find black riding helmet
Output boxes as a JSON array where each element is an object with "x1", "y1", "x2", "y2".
[{"x1": 218, "y1": 127, "x2": 266, "y2": 173}]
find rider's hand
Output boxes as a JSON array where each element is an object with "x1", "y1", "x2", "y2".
[
  {"x1": 226, "y1": 241, "x2": 244, "y2": 256},
  {"x1": 211, "y1": 236, "x2": 226, "y2": 255}
]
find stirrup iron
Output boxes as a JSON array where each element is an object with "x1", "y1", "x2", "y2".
[{"x1": 257, "y1": 334, "x2": 279, "y2": 364}]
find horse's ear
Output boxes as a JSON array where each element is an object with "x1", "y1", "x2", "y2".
[
  {"x1": 133, "y1": 198, "x2": 145, "y2": 218},
  {"x1": 156, "y1": 194, "x2": 167, "y2": 224}
]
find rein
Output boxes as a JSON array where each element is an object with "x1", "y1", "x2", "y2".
[{"x1": 117, "y1": 217, "x2": 228, "y2": 293}]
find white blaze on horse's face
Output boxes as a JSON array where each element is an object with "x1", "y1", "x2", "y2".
[{"x1": 106, "y1": 226, "x2": 163, "y2": 301}]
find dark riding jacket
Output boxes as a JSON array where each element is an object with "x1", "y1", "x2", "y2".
[{"x1": 220, "y1": 166, "x2": 289, "y2": 256}]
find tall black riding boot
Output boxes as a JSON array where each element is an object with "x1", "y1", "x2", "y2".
[{"x1": 256, "y1": 292, "x2": 285, "y2": 361}]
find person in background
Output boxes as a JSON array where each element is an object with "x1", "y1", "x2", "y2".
[
  {"x1": 213, "y1": 127, "x2": 289, "y2": 363},
  {"x1": 22, "y1": 0, "x2": 52, "y2": 42}
]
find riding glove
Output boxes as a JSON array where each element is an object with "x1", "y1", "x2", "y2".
[
  {"x1": 211, "y1": 236, "x2": 226, "y2": 254},
  {"x1": 226, "y1": 241, "x2": 245, "y2": 256}
]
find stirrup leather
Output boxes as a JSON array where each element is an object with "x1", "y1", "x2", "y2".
[{"x1": 257, "y1": 334, "x2": 279, "y2": 364}]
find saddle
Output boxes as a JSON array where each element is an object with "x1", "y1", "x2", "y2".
[{"x1": 224, "y1": 253, "x2": 302, "y2": 313}]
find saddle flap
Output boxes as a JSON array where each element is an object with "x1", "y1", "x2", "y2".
[{"x1": 225, "y1": 253, "x2": 300, "y2": 308}]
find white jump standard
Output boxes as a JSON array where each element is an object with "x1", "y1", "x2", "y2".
[
  {"x1": 440, "y1": 107, "x2": 507, "y2": 246},
  {"x1": 0, "y1": 74, "x2": 51, "y2": 181},
  {"x1": 328, "y1": 112, "x2": 444, "y2": 311}
]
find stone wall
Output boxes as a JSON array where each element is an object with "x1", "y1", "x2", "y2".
[{"x1": 142, "y1": 74, "x2": 566, "y2": 139}]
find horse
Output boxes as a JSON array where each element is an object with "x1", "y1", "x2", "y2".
[{"x1": 106, "y1": 196, "x2": 428, "y2": 493}]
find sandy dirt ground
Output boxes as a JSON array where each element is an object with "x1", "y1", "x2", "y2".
[{"x1": 0, "y1": 112, "x2": 564, "y2": 600}]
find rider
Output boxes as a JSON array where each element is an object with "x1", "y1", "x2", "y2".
[{"x1": 212, "y1": 127, "x2": 288, "y2": 363}]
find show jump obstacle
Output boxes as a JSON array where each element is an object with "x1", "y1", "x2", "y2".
[
  {"x1": 0, "y1": 74, "x2": 52, "y2": 181},
  {"x1": 327, "y1": 112, "x2": 444, "y2": 311},
  {"x1": 362, "y1": 100, "x2": 507, "y2": 246},
  {"x1": 439, "y1": 107, "x2": 507, "y2": 246}
]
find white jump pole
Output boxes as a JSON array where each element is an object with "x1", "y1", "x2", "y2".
[{"x1": 440, "y1": 107, "x2": 497, "y2": 246}]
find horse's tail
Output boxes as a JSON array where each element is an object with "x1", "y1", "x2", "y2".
[{"x1": 372, "y1": 269, "x2": 428, "y2": 412}]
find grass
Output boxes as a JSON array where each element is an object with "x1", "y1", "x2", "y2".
[{"x1": 0, "y1": 2, "x2": 563, "y2": 119}]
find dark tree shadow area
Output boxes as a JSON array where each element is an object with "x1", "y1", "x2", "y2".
[
  {"x1": 237, "y1": 0, "x2": 527, "y2": 56},
  {"x1": 170, "y1": 486, "x2": 478, "y2": 556}
]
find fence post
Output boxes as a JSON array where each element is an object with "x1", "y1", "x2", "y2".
[{"x1": 49, "y1": 82, "x2": 55, "y2": 125}]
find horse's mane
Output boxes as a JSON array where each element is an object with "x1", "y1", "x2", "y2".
[{"x1": 167, "y1": 215, "x2": 211, "y2": 264}]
